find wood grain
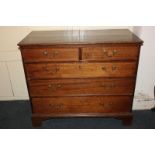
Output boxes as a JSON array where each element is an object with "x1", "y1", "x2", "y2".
[
  {"x1": 82, "y1": 46, "x2": 139, "y2": 61},
  {"x1": 22, "y1": 48, "x2": 79, "y2": 62},
  {"x1": 32, "y1": 96, "x2": 132, "y2": 114},
  {"x1": 18, "y1": 29, "x2": 143, "y2": 46},
  {"x1": 28, "y1": 78, "x2": 135, "y2": 96},
  {"x1": 25, "y1": 62, "x2": 137, "y2": 79}
]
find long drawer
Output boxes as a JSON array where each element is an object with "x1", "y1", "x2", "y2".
[
  {"x1": 32, "y1": 96, "x2": 132, "y2": 114},
  {"x1": 82, "y1": 46, "x2": 139, "y2": 61},
  {"x1": 25, "y1": 62, "x2": 137, "y2": 79},
  {"x1": 22, "y1": 48, "x2": 79, "y2": 62},
  {"x1": 28, "y1": 78, "x2": 135, "y2": 96}
]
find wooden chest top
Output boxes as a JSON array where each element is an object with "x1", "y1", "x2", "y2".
[{"x1": 18, "y1": 29, "x2": 143, "y2": 47}]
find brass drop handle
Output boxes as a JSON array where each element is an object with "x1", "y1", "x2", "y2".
[
  {"x1": 57, "y1": 84, "x2": 62, "y2": 88},
  {"x1": 48, "y1": 84, "x2": 62, "y2": 89},
  {"x1": 103, "y1": 49, "x2": 118, "y2": 57},
  {"x1": 44, "y1": 66, "x2": 60, "y2": 74},
  {"x1": 43, "y1": 51, "x2": 59, "y2": 57},
  {"x1": 48, "y1": 84, "x2": 53, "y2": 88},
  {"x1": 51, "y1": 67, "x2": 60, "y2": 73},
  {"x1": 112, "y1": 65, "x2": 117, "y2": 71},
  {"x1": 52, "y1": 51, "x2": 59, "y2": 57},
  {"x1": 43, "y1": 51, "x2": 48, "y2": 55},
  {"x1": 113, "y1": 49, "x2": 117, "y2": 54},
  {"x1": 101, "y1": 66, "x2": 107, "y2": 71},
  {"x1": 55, "y1": 67, "x2": 60, "y2": 71},
  {"x1": 49, "y1": 103, "x2": 63, "y2": 109},
  {"x1": 54, "y1": 51, "x2": 59, "y2": 54}
]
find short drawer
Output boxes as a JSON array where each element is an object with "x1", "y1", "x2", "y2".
[
  {"x1": 28, "y1": 78, "x2": 135, "y2": 97},
  {"x1": 32, "y1": 96, "x2": 132, "y2": 114},
  {"x1": 82, "y1": 46, "x2": 139, "y2": 61},
  {"x1": 25, "y1": 62, "x2": 137, "y2": 79},
  {"x1": 22, "y1": 48, "x2": 79, "y2": 62}
]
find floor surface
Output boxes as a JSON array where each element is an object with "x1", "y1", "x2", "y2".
[{"x1": 0, "y1": 100, "x2": 155, "y2": 129}]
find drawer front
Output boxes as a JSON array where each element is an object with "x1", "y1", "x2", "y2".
[
  {"x1": 82, "y1": 46, "x2": 139, "y2": 61},
  {"x1": 32, "y1": 96, "x2": 132, "y2": 114},
  {"x1": 22, "y1": 48, "x2": 79, "y2": 62},
  {"x1": 25, "y1": 62, "x2": 137, "y2": 79},
  {"x1": 28, "y1": 78, "x2": 135, "y2": 97}
]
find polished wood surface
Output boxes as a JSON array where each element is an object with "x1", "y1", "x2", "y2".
[
  {"x1": 82, "y1": 46, "x2": 139, "y2": 61},
  {"x1": 18, "y1": 29, "x2": 143, "y2": 127},
  {"x1": 28, "y1": 78, "x2": 135, "y2": 97},
  {"x1": 25, "y1": 62, "x2": 137, "y2": 79},
  {"x1": 32, "y1": 96, "x2": 132, "y2": 114},
  {"x1": 18, "y1": 29, "x2": 143, "y2": 46},
  {"x1": 22, "y1": 48, "x2": 79, "y2": 62}
]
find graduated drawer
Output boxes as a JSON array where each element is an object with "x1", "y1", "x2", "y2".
[
  {"x1": 28, "y1": 78, "x2": 135, "y2": 97},
  {"x1": 25, "y1": 62, "x2": 137, "y2": 79},
  {"x1": 32, "y1": 96, "x2": 132, "y2": 114},
  {"x1": 82, "y1": 46, "x2": 139, "y2": 61},
  {"x1": 22, "y1": 48, "x2": 79, "y2": 62}
]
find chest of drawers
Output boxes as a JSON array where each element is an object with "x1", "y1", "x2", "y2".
[{"x1": 18, "y1": 29, "x2": 143, "y2": 127}]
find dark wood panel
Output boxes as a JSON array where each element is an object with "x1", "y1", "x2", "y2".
[
  {"x1": 32, "y1": 112, "x2": 132, "y2": 118},
  {"x1": 25, "y1": 62, "x2": 137, "y2": 79},
  {"x1": 31, "y1": 113, "x2": 133, "y2": 127},
  {"x1": 32, "y1": 96, "x2": 132, "y2": 114},
  {"x1": 22, "y1": 48, "x2": 79, "y2": 62},
  {"x1": 28, "y1": 78, "x2": 135, "y2": 96},
  {"x1": 18, "y1": 29, "x2": 143, "y2": 46},
  {"x1": 82, "y1": 46, "x2": 139, "y2": 61}
]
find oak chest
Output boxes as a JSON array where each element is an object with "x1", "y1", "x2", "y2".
[{"x1": 18, "y1": 29, "x2": 143, "y2": 127}]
